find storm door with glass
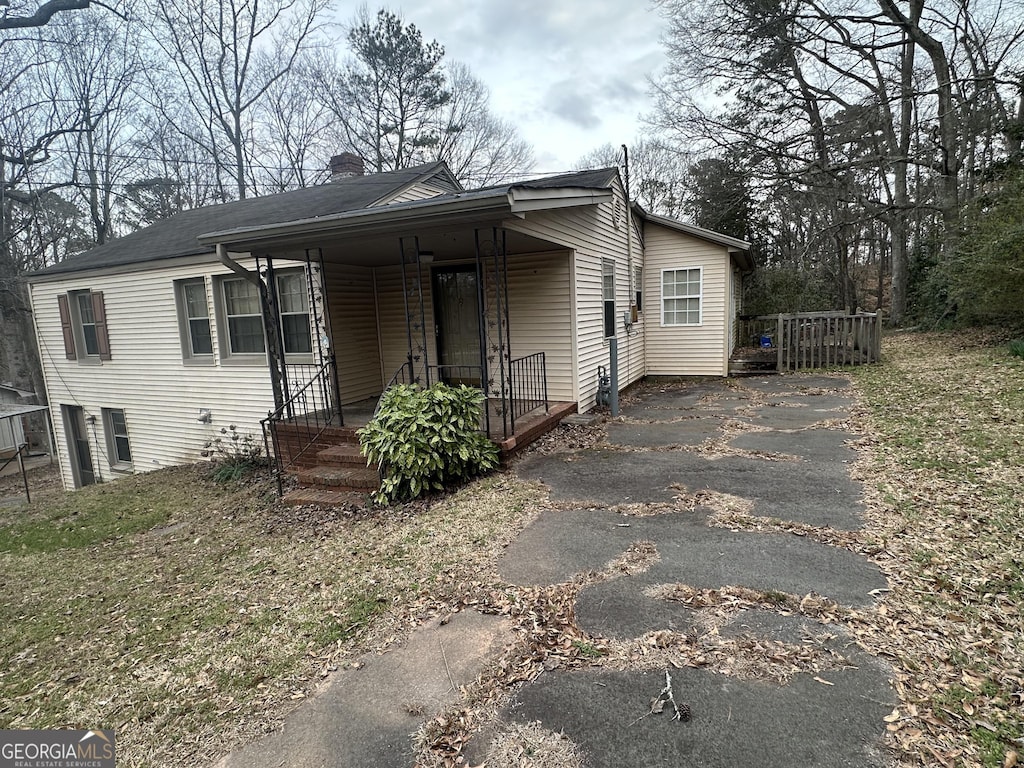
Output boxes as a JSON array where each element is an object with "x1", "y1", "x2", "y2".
[{"x1": 432, "y1": 266, "x2": 482, "y2": 387}]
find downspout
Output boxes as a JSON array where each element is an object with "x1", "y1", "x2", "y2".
[
  {"x1": 622, "y1": 145, "x2": 634, "y2": 392},
  {"x1": 216, "y1": 244, "x2": 284, "y2": 410},
  {"x1": 217, "y1": 243, "x2": 259, "y2": 285}
]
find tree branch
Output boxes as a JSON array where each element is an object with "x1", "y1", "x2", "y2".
[{"x1": 0, "y1": 0, "x2": 90, "y2": 29}]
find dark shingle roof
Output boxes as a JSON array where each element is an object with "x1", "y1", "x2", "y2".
[
  {"x1": 29, "y1": 163, "x2": 622, "y2": 278},
  {"x1": 31, "y1": 162, "x2": 452, "y2": 277},
  {"x1": 510, "y1": 167, "x2": 619, "y2": 190}
]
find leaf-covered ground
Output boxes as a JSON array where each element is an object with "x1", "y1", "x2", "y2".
[
  {"x1": 1, "y1": 330, "x2": 1020, "y2": 767},
  {"x1": 851, "y1": 331, "x2": 1024, "y2": 768},
  {"x1": 0, "y1": 465, "x2": 546, "y2": 767}
]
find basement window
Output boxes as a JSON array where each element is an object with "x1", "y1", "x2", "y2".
[{"x1": 102, "y1": 407, "x2": 133, "y2": 471}]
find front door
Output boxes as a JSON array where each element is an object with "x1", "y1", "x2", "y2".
[
  {"x1": 432, "y1": 266, "x2": 482, "y2": 386},
  {"x1": 62, "y1": 404, "x2": 95, "y2": 487}
]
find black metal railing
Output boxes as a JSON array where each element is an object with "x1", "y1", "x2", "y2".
[
  {"x1": 429, "y1": 365, "x2": 491, "y2": 436},
  {"x1": 261, "y1": 355, "x2": 340, "y2": 495},
  {"x1": 370, "y1": 356, "x2": 548, "y2": 443},
  {"x1": 509, "y1": 352, "x2": 548, "y2": 432},
  {"x1": 373, "y1": 361, "x2": 415, "y2": 417}
]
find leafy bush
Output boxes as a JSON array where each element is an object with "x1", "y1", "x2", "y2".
[
  {"x1": 358, "y1": 383, "x2": 499, "y2": 505},
  {"x1": 201, "y1": 425, "x2": 264, "y2": 482},
  {"x1": 1009, "y1": 339, "x2": 1024, "y2": 360}
]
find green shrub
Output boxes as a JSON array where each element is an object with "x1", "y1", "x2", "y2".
[
  {"x1": 1010, "y1": 339, "x2": 1024, "y2": 359},
  {"x1": 358, "y1": 383, "x2": 499, "y2": 505},
  {"x1": 201, "y1": 425, "x2": 264, "y2": 482}
]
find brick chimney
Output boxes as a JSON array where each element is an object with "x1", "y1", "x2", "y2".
[{"x1": 329, "y1": 152, "x2": 365, "y2": 181}]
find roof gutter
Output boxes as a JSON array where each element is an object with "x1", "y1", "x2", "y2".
[
  {"x1": 508, "y1": 187, "x2": 613, "y2": 213},
  {"x1": 198, "y1": 191, "x2": 514, "y2": 252}
]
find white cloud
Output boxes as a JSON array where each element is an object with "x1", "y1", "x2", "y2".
[{"x1": 334, "y1": 1, "x2": 667, "y2": 171}]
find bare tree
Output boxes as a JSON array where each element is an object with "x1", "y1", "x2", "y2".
[
  {"x1": 576, "y1": 138, "x2": 690, "y2": 218},
  {"x1": 252, "y1": 52, "x2": 334, "y2": 191},
  {"x1": 145, "y1": 0, "x2": 332, "y2": 200},
  {"x1": 36, "y1": 11, "x2": 144, "y2": 244},
  {"x1": 424, "y1": 62, "x2": 533, "y2": 186},
  {"x1": 121, "y1": 114, "x2": 228, "y2": 227},
  {"x1": 0, "y1": 0, "x2": 89, "y2": 30},
  {"x1": 650, "y1": 0, "x2": 1024, "y2": 321}
]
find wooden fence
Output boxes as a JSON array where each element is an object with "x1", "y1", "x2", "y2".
[{"x1": 735, "y1": 311, "x2": 882, "y2": 371}]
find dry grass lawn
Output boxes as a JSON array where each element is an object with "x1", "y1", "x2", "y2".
[
  {"x1": 1, "y1": 329, "x2": 1022, "y2": 768},
  {"x1": 0, "y1": 463, "x2": 546, "y2": 767}
]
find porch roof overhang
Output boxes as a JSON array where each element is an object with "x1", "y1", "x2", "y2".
[{"x1": 196, "y1": 186, "x2": 612, "y2": 255}]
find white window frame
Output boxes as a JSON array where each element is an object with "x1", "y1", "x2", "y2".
[
  {"x1": 275, "y1": 269, "x2": 313, "y2": 363},
  {"x1": 73, "y1": 290, "x2": 101, "y2": 356},
  {"x1": 661, "y1": 267, "x2": 703, "y2": 327},
  {"x1": 175, "y1": 278, "x2": 214, "y2": 363},
  {"x1": 602, "y1": 258, "x2": 616, "y2": 339},
  {"x1": 633, "y1": 265, "x2": 643, "y2": 314},
  {"x1": 214, "y1": 275, "x2": 267, "y2": 363},
  {"x1": 102, "y1": 407, "x2": 133, "y2": 471}
]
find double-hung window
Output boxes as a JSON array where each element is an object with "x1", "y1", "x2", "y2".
[
  {"x1": 276, "y1": 271, "x2": 312, "y2": 356},
  {"x1": 662, "y1": 268, "x2": 703, "y2": 326},
  {"x1": 58, "y1": 290, "x2": 111, "y2": 361},
  {"x1": 176, "y1": 278, "x2": 213, "y2": 360},
  {"x1": 222, "y1": 277, "x2": 266, "y2": 356},
  {"x1": 602, "y1": 259, "x2": 615, "y2": 338},
  {"x1": 102, "y1": 407, "x2": 132, "y2": 470}
]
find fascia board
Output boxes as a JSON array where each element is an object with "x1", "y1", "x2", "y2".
[{"x1": 197, "y1": 193, "x2": 512, "y2": 251}]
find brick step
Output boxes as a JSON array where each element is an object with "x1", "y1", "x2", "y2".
[
  {"x1": 293, "y1": 465, "x2": 380, "y2": 491},
  {"x1": 282, "y1": 488, "x2": 369, "y2": 508},
  {"x1": 316, "y1": 443, "x2": 367, "y2": 468}
]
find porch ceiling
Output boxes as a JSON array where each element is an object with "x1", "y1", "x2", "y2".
[{"x1": 260, "y1": 225, "x2": 567, "y2": 268}]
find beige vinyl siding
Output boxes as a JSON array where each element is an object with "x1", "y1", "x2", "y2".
[
  {"x1": 644, "y1": 224, "x2": 730, "y2": 377},
  {"x1": 324, "y1": 264, "x2": 383, "y2": 403},
  {"x1": 376, "y1": 176, "x2": 459, "y2": 205},
  {"x1": 30, "y1": 259, "x2": 276, "y2": 489},
  {"x1": 372, "y1": 254, "x2": 573, "y2": 402},
  {"x1": 373, "y1": 264, "x2": 437, "y2": 384},
  {"x1": 505, "y1": 252, "x2": 574, "y2": 403},
  {"x1": 507, "y1": 178, "x2": 644, "y2": 411}
]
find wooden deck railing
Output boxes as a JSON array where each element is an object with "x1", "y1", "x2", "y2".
[{"x1": 736, "y1": 311, "x2": 882, "y2": 371}]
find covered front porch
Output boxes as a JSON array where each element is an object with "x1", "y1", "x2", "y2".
[{"x1": 249, "y1": 222, "x2": 580, "y2": 490}]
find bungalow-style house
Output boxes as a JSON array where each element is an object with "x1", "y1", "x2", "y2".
[{"x1": 27, "y1": 156, "x2": 752, "y2": 499}]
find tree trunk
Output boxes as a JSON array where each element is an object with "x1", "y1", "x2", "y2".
[{"x1": 889, "y1": 30, "x2": 915, "y2": 326}]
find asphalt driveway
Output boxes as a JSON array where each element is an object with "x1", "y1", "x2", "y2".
[
  {"x1": 480, "y1": 373, "x2": 895, "y2": 767},
  {"x1": 218, "y1": 373, "x2": 895, "y2": 767}
]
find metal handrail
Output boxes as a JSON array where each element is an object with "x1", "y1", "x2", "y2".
[
  {"x1": 369, "y1": 355, "x2": 548, "y2": 441},
  {"x1": 509, "y1": 352, "x2": 548, "y2": 434},
  {"x1": 372, "y1": 361, "x2": 415, "y2": 417},
  {"x1": 261, "y1": 355, "x2": 339, "y2": 496}
]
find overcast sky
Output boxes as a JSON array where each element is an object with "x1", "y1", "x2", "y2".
[{"x1": 331, "y1": 1, "x2": 668, "y2": 174}]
